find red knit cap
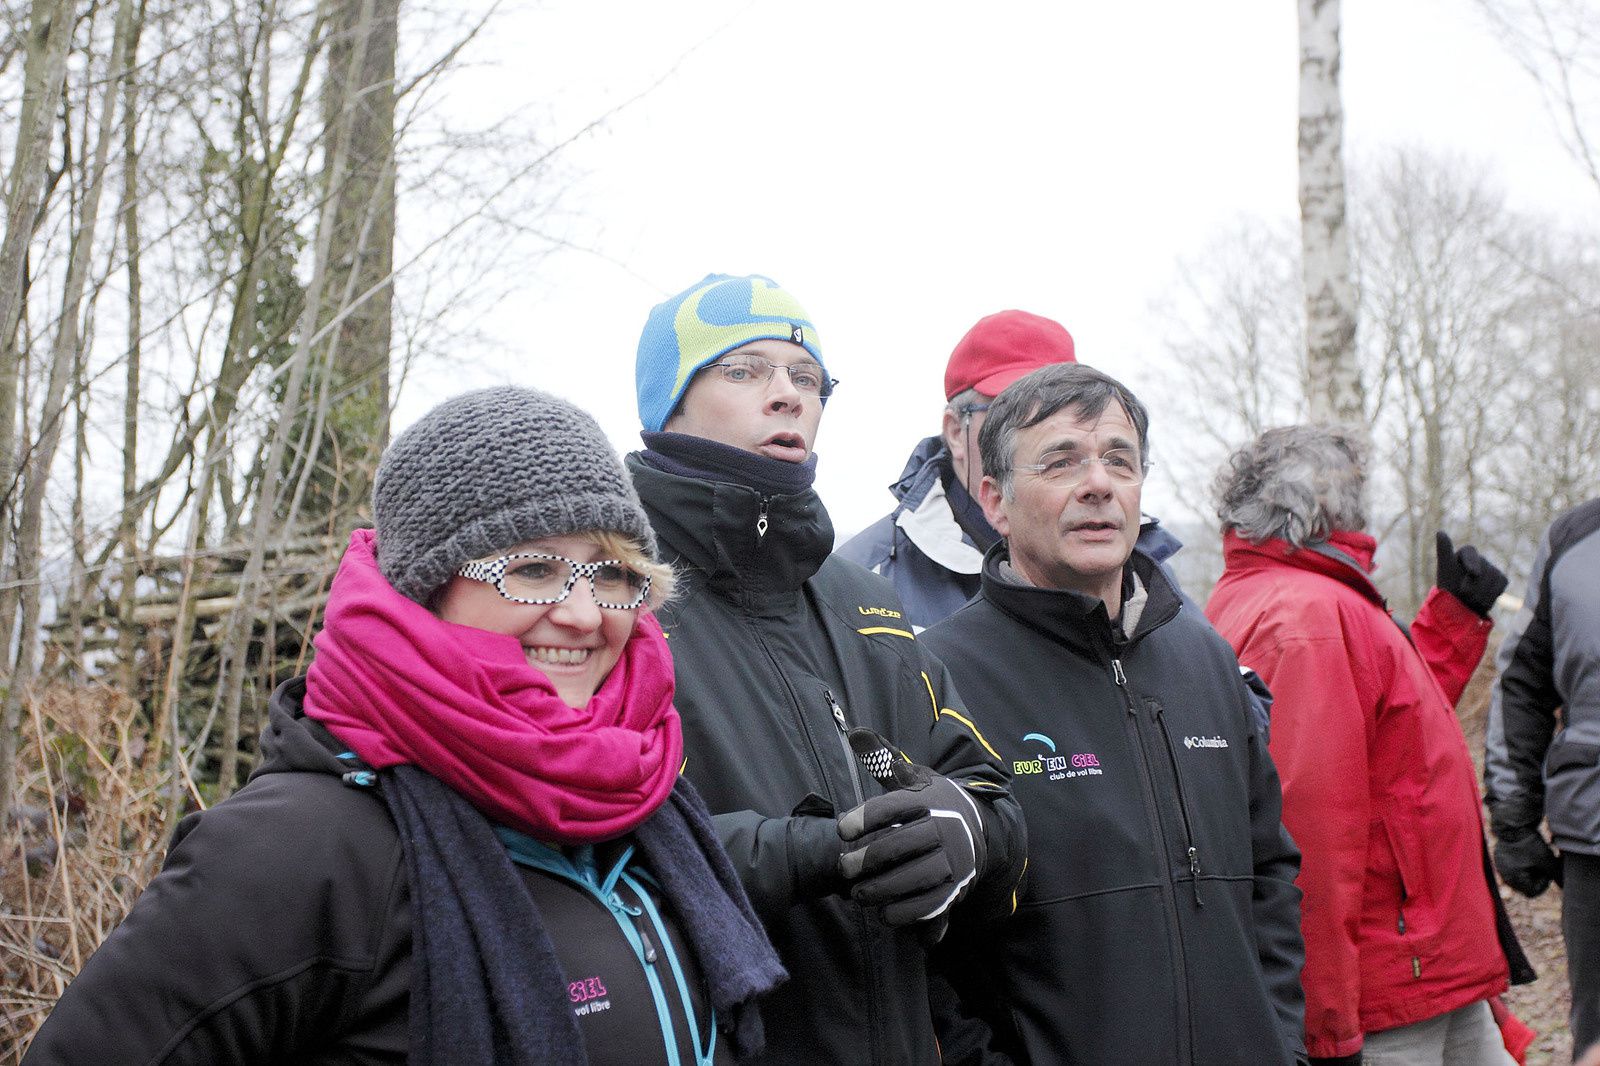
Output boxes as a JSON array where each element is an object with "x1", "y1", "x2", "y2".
[{"x1": 944, "y1": 310, "x2": 1077, "y2": 400}]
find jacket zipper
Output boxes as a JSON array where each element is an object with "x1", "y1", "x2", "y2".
[
  {"x1": 1152, "y1": 700, "x2": 1205, "y2": 908},
  {"x1": 824, "y1": 686, "x2": 881, "y2": 1059},
  {"x1": 1114, "y1": 654, "x2": 1194, "y2": 1062},
  {"x1": 756, "y1": 496, "x2": 770, "y2": 541},
  {"x1": 826, "y1": 688, "x2": 866, "y2": 808},
  {"x1": 624, "y1": 869, "x2": 719, "y2": 1064},
  {"x1": 498, "y1": 837, "x2": 714, "y2": 1065}
]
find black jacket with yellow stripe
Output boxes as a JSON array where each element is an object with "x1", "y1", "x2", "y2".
[{"x1": 626, "y1": 455, "x2": 1025, "y2": 1066}]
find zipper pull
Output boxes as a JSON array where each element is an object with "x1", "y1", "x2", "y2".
[
  {"x1": 1188, "y1": 846, "x2": 1204, "y2": 908},
  {"x1": 636, "y1": 917, "x2": 659, "y2": 964},
  {"x1": 611, "y1": 891, "x2": 658, "y2": 964},
  {"x1": 826, "y1": 689, "x2": 848, "y2": 733},
  {"x1": 756, "y1": 497, "x2": 770, "y2": 540},
  {"x1": 1112, "y1": 659, "x2": 1127, "y2": 686}
]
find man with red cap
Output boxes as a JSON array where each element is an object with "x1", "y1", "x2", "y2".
[{"x1": 839, "y1": 310, "x2": 1182, "y2": 630}]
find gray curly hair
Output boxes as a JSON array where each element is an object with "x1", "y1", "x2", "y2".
[{"x1": 1214, "y1": 424, "x2": 1367, "y2": 548}]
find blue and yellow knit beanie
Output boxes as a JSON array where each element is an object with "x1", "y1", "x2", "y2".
[{"x1": 635, "y1": 273, "x2": 826, "y2": 432}]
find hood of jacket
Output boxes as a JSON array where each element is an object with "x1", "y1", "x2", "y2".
[
  {"x1": 888, "y1": 435, "x2": 947, "y2": 510},
  {"x1": 252, "y1": 676, "x2": 358, "y2": 783},
  {"x1": 626, "y1": 452, "x2": 834, "y2": 612},
  {"x1": 1220, "y1": 529, "x2": 1387, "y2": 610}
]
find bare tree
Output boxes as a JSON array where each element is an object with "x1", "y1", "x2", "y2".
[
  {"x1": 0, "y1": 0, "x2": 76, "y2": 661},
  {"x1": 1153, "y1": 147, "x2": 1600, "y2": 614},
  {"x1": 1357, "y1": 152, "x2": 1529, "y2": 606},
  {"x1": 307, "y1": 0, "x2": 397, "y2": 524},
  {"x1": 1472, "y1": 0, "x2": 1600, "y2": 197},
  {"x1": 1146, "y1": 218, "x2": 1305, "y2": 507},
  {"x1": 1, "y1": 0, "x2": 133, "y2": 828}
]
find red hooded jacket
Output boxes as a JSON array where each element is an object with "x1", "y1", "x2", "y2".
[{"x1": 1206, "y1": 530, "x2": 1508, "y2": 1059}]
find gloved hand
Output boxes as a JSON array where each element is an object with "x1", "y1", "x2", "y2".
[
  {"x1": 1494, "y1": 827, "x2": 1562, "y2": 898},
  {"x1": 837, "y1": 728, "x2": 988, "y2": 933},
  {"x1": 1435, "y1": 531, "x2": 1509, "y2": 618}
]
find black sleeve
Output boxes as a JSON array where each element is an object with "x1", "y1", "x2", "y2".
[
  {"x1": 710, "y1": 809, "x2": 844, "y2": 914},
  {"x1": 1485, "y1": 526, "x2": 1564, "y2": 834},
  {"x1": 919, "y1": 648, "x2": 1027, "y2": 922},
  {"x1": 22, "y1": 777, "x2": 409, "y2": 1065},
  {"x1": 1242, "y1": 671, "x2": 1308, "y2": 1062}
]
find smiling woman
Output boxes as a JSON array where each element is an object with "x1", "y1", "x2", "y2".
[{"x1": 21, "y1": 386, "x2": 784, "y2": 1066}]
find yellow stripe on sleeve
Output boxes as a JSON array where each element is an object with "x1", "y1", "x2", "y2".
[
  {"x1": 857, "y1": 626, "x2": 915, "y2": 639},
  {"x1": 937, "y1": 707, "x2": 1002, "y2": 761}
]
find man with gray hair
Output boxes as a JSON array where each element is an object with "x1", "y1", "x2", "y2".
[
  {"x1": 921, "y1": 362, "x2": 1308, "y2": 1064},
  {"x1": 1206, "y1": 425, "x2": 1532, "y2": 1066}
]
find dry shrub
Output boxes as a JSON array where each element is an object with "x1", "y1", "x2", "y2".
[{"x1": 0, "y1": 684, "x2": 175, "y2": 1063}]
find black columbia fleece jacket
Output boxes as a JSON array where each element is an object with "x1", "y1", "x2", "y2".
[{"x1": 921, "y1": 545, "x2": 1307, "y2": 1066}]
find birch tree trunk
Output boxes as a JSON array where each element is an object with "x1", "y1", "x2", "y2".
[{"x1": 1297, "y1": 0, "x2": 1366, "y2": 428}]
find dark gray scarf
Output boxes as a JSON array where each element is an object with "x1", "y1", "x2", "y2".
[{"x1": 382, "y1": 766, "x2": 786, "y2": 1064}]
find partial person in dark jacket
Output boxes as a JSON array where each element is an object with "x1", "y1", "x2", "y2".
[
  {"x1": 628, "y1": 273, "x2": 1026, "y2": 1065},
  {"x1": 1208, "y1": 425, "x2": 1532, "y2": 1066},
  {"x1": 24, "y1": 387, "x2": 783, "y2": 1065},
  {"x1": 837, "y1": 309, "x2": 1180, "y2": 630},
  {"x1": 921, "y1": 362, "x2": 1307, "y2": 1065},
  {"x1": 1487, "y1": 496, "x2": 1600, "y2": 1062}
]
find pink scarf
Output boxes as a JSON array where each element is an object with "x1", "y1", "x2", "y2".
[{"x1": 304, "y1": 529, "x2": 683, "y2": 844}]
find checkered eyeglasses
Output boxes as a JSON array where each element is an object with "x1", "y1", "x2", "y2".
[{"x1": 455, "y1": 553, "x2": 650, "y2": 609}]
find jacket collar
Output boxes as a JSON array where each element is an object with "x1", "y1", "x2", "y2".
[
  {"x1": 978, "y1": 541, "x2": 1183, "y2": 654},
  {"x1": 888, "y1": 435, "x2": 947, "y2": 509},
  {"x1": 626, "y1": 453, "x2": 833, "y2": 609},
  {"x1": 1220, "y1": 528, "x2": 1386, "y2": 608}
]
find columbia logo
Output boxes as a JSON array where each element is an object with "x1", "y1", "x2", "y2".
[{"x1": 1184, "y1": 735, "x2": 1229, "y2": 749}]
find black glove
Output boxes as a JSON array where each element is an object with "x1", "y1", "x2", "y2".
[
  {"x1": 1435, "y1": 531, "x2": 1508, "y2": 618},
  {"x1": 1494, "y1": 827, "x2": 1562, "y2": 898},
  {"x1": 838, "y1": 728, "x2": 988, "y2": 932},
  {"x1": 1308, "y1": 1053, "x2": 1362, "y2": 1066}
]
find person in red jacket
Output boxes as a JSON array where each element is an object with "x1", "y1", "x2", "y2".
[{"x1": 1206, "y1": 425, "x2": 1533, "y2": 1066}]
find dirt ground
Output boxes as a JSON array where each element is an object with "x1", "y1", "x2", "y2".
[{"x1": 1460, "y1": 656, "x2": 1573, "y2": 1065}]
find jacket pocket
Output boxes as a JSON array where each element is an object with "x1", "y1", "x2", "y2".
[{"x1": 1376, "y1": 814, "x2": 1431, "y2": 939}]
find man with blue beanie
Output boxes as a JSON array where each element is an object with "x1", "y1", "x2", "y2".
[{"x1": 625, "y1": 273, "x2": 1025, "y2": 1065}]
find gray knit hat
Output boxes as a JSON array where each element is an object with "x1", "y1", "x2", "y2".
[{"x1": 372, "y1": 385, "x2": 655, "y2": 604}]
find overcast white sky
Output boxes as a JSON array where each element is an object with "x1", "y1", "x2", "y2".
[{"x1": 407, "y1": 0, "x2": 1600, "y2": 540}]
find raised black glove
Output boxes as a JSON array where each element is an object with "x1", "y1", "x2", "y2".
[
  {"x1": 837, "y1": 728, "x2": 988, "y2": 931},
  {"x1": 1435, "y1": 531, "x2": 1508, "y2": 618},
  {"x1": 1494, "y1": 828, "x2": 1562, "y2": 898}
]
